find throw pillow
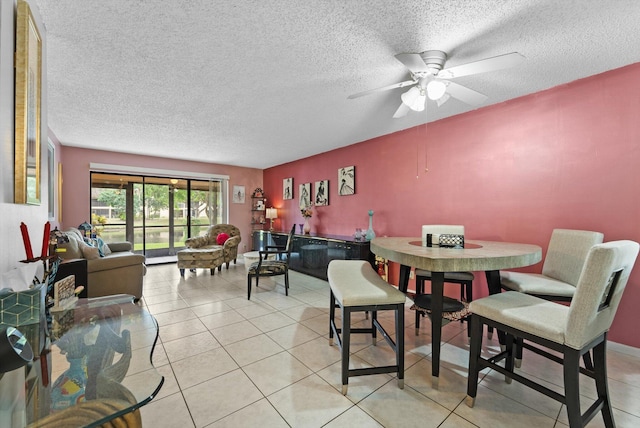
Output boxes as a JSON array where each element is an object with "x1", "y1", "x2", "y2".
[
  {"x1": 94, "y1": 236, "x2": 112, "y2": 257},
  {"x1": 216, "y1": 233, "x2": 230, "y2": 245},
  {"x1": 80, "y1": 242, "x2": 100, "y2": 260}
]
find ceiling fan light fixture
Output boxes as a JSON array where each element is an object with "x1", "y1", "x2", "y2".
[
  {"x1": 401, "y1": 86, "x2": 426, "y2": 112},
  {"x1": 426, "y1": 80, "x2": 447, "y2": 100}
]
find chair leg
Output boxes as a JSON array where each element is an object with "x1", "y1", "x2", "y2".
[
  {"x1": 179, "y1": 268, "x2": 185, "y2": 277},
  {"x1": 371, "y1": 311, "x2": 377, "y2": 345},
  {"x1": 396, "y1": 302, "x2": 405, "y2": 389},
  {"x1": 593, "y1": 341, "x2": 615, "y2": 428},
  {"x1": 210, "y1": 268, "x2": 215, "y2": 275},
  {"x1": 284, "y1": 272, "x2": 289, "y2": 296},
  {"x1": 329, "y1": 291, "x2": 336, "y2": 345},
  {"x1": 515, "y1": 336, "x2": 523, "y2": 368},
  {"x1": 415, "y1": 277, "x2": 424, "y2": 335},
  {"x1": 341, "y1": 307, "x2": 351, "y2": 395},
  {"x1": 504, "y1": 334, "x2": 515, "y2": 383},
  {"x1": 247, "y1": 275, "x2": 252, "y2": 300},
  {"x1": 563, "y1": 348, "x2": 583, "y2": 428},
  {"x1": 466, "y1": 315, "x2": 483, "y2": 407},
  {"x1": 582, "y1": 351, "x2": 594, "y2": 371},
  {"x1": 465, "y1": 281, "x2": 472, "y2": 302}
]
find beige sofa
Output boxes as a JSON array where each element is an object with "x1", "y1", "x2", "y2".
[{"x1": 57, "y1": 228, "x2": 146, "y2": 300}]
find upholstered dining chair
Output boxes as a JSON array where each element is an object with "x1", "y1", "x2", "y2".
[
  {"x1": 500, "y1": 228, "x2": 604, "y2": 365},
  {"x1": 413, "y1": 225, "x2": 474, "y2": 335},
  {"x1": 466, "y1": 240, "x2": 639, "y2": 428},
  {"x1": 247, "y1": 225, "x2": 296, "y2": 299}
]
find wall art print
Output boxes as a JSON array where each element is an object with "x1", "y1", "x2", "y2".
[
  {"x1": 338, "y1": 166, "x2": 355, "y2": 196},
  {"x1": 232, "y1": 185, "x2": 245, "y2": 203},
  {"x1": 314, "y1": 180, "x2": 328, "y2": 206},
  {"x1": 283, "y1": 177, "x2": 293, "y2": 200},
  {"x1": 299, "y1": 182, "x2": 311, "y2": 209}
]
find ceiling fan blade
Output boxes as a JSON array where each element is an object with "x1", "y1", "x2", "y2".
[
  {"x1": 438, "y1": 52, "x2": 525, "y2": 79},
  {"x1": 445, "y1": 81, "x2": 488, "y2": 106},
  {"x1": 395, "y1": 53, "x2": 430, "y2": 74},
  {"x1": 348, "y1": 79, "x2": 416, "y2": 99},
  {"x1": 392, "y1": 103, "x2": 410, "y2": 118}
]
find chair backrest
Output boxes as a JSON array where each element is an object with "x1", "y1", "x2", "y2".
[
  {"x1": 565, "y1": 240, "x2": 639, "y2": 349},
  {"x1": 284, "y1": 225, "x2": 296, "y2": 258},
  {"x1": 421, "y1": 225, "x2": 465, "y2": 246},
  {"x1": 207, "y1": 224, "x2": 241, "y2": 238},
  {"x1": 541, "y1": 229, "x2": 604, "y2": 286}
]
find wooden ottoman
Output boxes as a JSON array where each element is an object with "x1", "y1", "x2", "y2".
[{"x1": 177, "y1": 247, "x2": 224, "y2": 276}]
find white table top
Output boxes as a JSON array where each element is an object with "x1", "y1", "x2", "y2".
[{"x1": 370, "y1": 237, "x2": 542, "y2": 272}]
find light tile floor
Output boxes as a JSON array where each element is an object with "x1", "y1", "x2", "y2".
[{"x1": 136, "y1": 258, "x2": 640, "y2": 427}]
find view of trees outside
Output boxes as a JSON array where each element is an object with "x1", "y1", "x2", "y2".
[{"x1": 91, "y1": 175, "x2": 222, "y2": 256}]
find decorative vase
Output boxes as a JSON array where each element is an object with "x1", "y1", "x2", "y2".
[
  {"x1": 365, "y1": 210, "x2": 376, "y2": 240},
  {"x1": 298, "y1": 223, "x2": 304, "y2": 234},
  {"x1": 50, "y1": 355, "x2": 88, "y2": 411},
  {"x1": 303, "y1": 218, "x2": 311, "y2": 234}
]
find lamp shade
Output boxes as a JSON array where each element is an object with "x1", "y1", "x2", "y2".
[
  {"x1": 0, "y1": 327, "x2": 33, "y2": 373},
  {"x1": 266, "y1": 208, "x2": 278, "y2": 219},
  {"x1": 400, "y1": 86, "x2": 426, "y2": 112},
  {"x1": 78, "y1": 222, "x2": 92, "y2": 232},
  {"x1": 426, "y1": 80, "x2": 447, "y2": 100}
]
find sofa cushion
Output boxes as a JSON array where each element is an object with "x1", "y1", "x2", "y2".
[
  {"x1": 217, "y1": 233, "x2": 230, "y2": 245},
  {"x1": 81, "y1": 242, "x2": 100, "y2": 260},
  {"x1": 86, "y1": 252, "x2": 146, "y2": 273}
]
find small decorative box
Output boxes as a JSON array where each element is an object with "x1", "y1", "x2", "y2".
[{"x1": 438, "y1": 234, "x2": 465, "y2": 249}]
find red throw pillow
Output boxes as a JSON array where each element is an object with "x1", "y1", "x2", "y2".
[{"x1": 216, "y1": 233, "x2": 230, "y2": 245}]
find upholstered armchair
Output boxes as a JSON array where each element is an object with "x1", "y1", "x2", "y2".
[{"x1": 184, "y1": 224, "x2": 242, "y2": 268}]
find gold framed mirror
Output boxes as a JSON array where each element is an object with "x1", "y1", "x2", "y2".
[{"x1": 14, "y1": 0, "x2": 42, "y2": 205}]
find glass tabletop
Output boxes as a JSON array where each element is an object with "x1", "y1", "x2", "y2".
[{"x1": 19, "y1": 294, "x2": 163, "y2": 427}]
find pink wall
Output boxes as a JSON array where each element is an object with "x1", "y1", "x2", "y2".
[
  {"x1": 59, "y1": 147, "x2": 263, "y2": 252},
  {"x1": 264, "y1": 63, "x2": 640, "y2": 347}
]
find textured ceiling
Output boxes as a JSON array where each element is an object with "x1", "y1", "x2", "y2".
[{"x1": 35, "y1": 0, "x2": 640, "y2": 169}]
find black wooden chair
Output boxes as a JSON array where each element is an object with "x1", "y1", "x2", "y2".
[{"x1": 247, "y1": 225, "x2": 295, "y2": 299}]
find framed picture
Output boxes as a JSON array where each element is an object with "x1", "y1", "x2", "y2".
[
  {"x1": 283, "y1": 177, "x2": 293, "y2": 200},
  {"x1": 299, "y1": 182, "x2": 311, "y2": 208},
  {"x1": 314, "y1": 180, "x2": 329, "y2": 206},
  {"x1": 338, "y1": 166, "x2": 355, "y2": 196},
  {"x1": 232, "y1": 185, "x2": 245, "y2": 203},
  {"x1": 14, "y1": 0, "x2": 42, "y2": 205},
  {"x1": 47, "y1": 142, "x2": 55, "y2": 219}
]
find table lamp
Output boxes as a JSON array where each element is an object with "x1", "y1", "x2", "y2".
[
  {"x1": 266, "y1": 208, "x2": 278, "y2": 231},
  {"x1": 78, "y1": 222, "x2": 92, "y2": 238},
  {"x1": 0, "y1": 327, "x2": 33, "y2": 373}
]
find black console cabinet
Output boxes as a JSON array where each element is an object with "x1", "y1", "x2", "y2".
[{"x1": 251, "y1": 230, "x2": 374, "y2": 280}]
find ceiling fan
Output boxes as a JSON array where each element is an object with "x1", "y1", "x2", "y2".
[{"x1": 348, "y1": 50, "x2": 525, "y2": 118}]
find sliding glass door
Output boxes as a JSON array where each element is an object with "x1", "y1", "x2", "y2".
[{"x1": 90, "y1": 172, "x2": 226, "y2": 262}]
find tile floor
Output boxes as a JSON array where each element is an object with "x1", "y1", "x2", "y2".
[{"x1": 135, "y1": 258, "x2": 640, "y2": 427}]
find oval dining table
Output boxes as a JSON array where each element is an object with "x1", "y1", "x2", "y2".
[{"x1": 370, "y1": 237, "x2": 542, "y2": 385}]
